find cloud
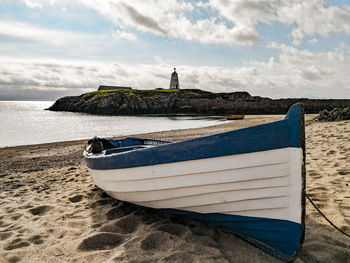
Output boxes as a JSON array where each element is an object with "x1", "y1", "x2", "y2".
[
  {"x1": 308, "y1": 38, "x2": 318, "y2": 45},
  {"x1": 209, "y1": 0, "x2": 277, "y2": 26},
  {"x1": 12, "y1": 0, "x2": 350, "y2": 47},
  {"x1": 211, "y1": 0, "x2": 350, "y2": 45},
  {"x1": 113, "y1": 30, "x2": 138, "y2": 41},
  {"x1": 78, "y1": 0, "x2": 350, "y2": 47},
  {"x1": 280, "y1": 1, "x2": 350, "y2": 45},
  {"x1": 1, "y1": 1, "x2": 349, "y2": 100},
  {"x1": 196, "y1": 1, "x2": 210, "y2": 9},
  {"x1": 24, "y1": 0, "x2": 43, "y2": 9},
  {"x1": 120, "y1": 3, "x2": 166, "y2": 35},
  {"x1": 1, "y1": 41, "x2": 349, "y2": 101},
  {"x1": 80, "y1": 0, "x2": 260, "y2": 46},
  {"x1": 254, "y1": 42, "x2": 350, "y2": 98},
  {"x1": 0, "y1": 18, "x2": 93, "y2": 45}
]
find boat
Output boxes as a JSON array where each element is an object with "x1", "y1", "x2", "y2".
[
  {"x1": 226, "y1": 114, "x2": 245, "y2": 120},
  {"x1": 84, "y1": 103, "x2": 305, "y2": 262}
]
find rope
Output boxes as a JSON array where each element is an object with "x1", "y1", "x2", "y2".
[{"x1": 305, "y1": 193, "x2": 350, "y2": 239}]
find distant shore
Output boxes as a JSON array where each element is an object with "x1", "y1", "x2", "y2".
[
  {"x1": 1, "y1": 115, "x2": 349, "y2": 263},
  {"x1": 48, "y1": 88, "x2": 350, "y2": 115}
]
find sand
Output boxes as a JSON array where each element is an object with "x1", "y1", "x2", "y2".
[{"x1": 0, "y1": 115, "x2": 349, "y2": 263}]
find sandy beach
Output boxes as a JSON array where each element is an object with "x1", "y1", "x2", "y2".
[{"x1": 0, "y1": 115, "x2": 349, "y2": 263}]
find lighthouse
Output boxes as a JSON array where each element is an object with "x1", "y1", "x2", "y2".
[{"x1": 169, "y1": 68, "x2": 180, "y2": 89}]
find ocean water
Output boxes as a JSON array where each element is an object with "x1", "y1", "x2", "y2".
[{"x1": 0, "y1": 101, "x2": 224, "y2": 148}]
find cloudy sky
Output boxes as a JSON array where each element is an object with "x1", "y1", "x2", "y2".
[{"x1": 0, "y1": 0, "x2": 349, "y2": 100}]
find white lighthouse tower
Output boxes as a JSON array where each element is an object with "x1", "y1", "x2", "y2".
[{"x1": 169, "y1": 68, "x2": 180, "y2": 89}]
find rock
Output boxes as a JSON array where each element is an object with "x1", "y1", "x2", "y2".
[
  {"x1": 316, "y1": 107, "x2": 350, "y2": 121},
  {"x1": 47, "y1": 89, "x2": 350, "y2": 115}
]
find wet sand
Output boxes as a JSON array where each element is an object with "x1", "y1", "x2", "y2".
[{"x1": 0, "y1": 115, "x2": 349, "y2": 263}]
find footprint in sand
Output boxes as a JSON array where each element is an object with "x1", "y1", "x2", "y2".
[
  {"x1": 6, "y1": 256, "x2": 21, "y2": 263},
  {"x1": 68, "y1": 194, "x2": 84, "y2": 203},
  {"x1": 105, "y1": 204, "x2": 136, "y2": 220},
  {"x1": 100, "y1": 214, "x2": 140, "y2": 234},
  {"x1": 10, "y1": 214, "x2": 23, "y2": 221},
  {"x1": 135, "y1": 208, "x2": 167, "y2": 224},
  {"x1": 0, "y1": 219, "x2": 12, "y2": 228},
  {"x1": 140, "y1": 231, "x2": 172, "y2": 250},
  {"x1": 78, "y1": 233, "x2": 123, "y2": 251},
  {"x1": 90, "y1": 198, "x2": 116, "y2": 209},
  {"x1": 67, "y1": 167, "x2": 77, "y2": 172},
  {"x1": 28, "y1": 205, "x2": 51, "y2": 216},
  {"x1": 158, "y1": 223, "x2": 187, "y2": 236},
  {"x1": 28, "y1": 234, "x2": 44, "y2": 245},
  {"x1": 67, "y1": 220, "x2": 87, "y2": 229},
  {"x1": 327, "y1": 150, "x2": 337, "y2": 155},
  {"x1": 100, "y1": 192, "x2": 109, "y2": 198},
  {"x1": 338, "y1": 169, "x2": 349, "y2": 176},
  {"x1": 185, "y1": 233, "x2": 217, "y2": 248},
  {"x1": 4, "y1": 238, "x2": 30, "y2": 250},
  {"x1": 163, "y1": 252, "x2": 193, "y2": 263},
  {"x1": 0, "y1": 231, "x2": 13, "y2": 241}
]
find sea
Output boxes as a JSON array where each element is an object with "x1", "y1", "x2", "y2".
[{"x1": 0, "y1": 101, "x2": 225, "y2": 148}]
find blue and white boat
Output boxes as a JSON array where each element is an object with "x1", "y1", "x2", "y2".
[{"x1": 84, "y1": 103, "x2": 305, "y2": 262}]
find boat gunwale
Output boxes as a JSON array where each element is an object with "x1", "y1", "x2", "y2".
[{"x1": 83, "y1": 116, "x2": 300, "y2": 170}]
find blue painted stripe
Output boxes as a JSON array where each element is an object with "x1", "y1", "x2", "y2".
[
  {"x1": 107, "y1": 137, "x2": 170, "y2": 148},
  {"x1": 85, "y1": 103, "x2": 303, "y2": 170},
  {"x1": 163, "y1": 209, "x2": 302, "y2": 262}
]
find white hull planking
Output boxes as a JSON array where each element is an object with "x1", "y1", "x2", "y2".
[{"x1": 89, "y1": 147, "x2": 303, "y2": 224}]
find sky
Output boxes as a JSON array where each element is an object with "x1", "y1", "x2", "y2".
[{"x1": 0, "y1": 0, "x2": 349, "y2": 100}]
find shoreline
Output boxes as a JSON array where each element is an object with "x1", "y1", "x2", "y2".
[
  {"x1": 0, "y1": 114, "x2": 287, "y2": 150},
  {"x1": 0, "y1": 112, "x2": 227, "y2": 149},
  {"x1": 1, "y1": 115, "x2": 349, "y2": 263},
  {"x1": 0, "y1": 114, "x2": 287, "y2": 178}
]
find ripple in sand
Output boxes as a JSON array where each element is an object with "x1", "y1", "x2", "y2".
[{"x1": 78, "y1": 233, "x2": 123, "y2": 251}]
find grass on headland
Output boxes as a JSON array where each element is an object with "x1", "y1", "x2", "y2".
[{"x1": 83, "y1": 88, "x2": 180, "y2": 100}]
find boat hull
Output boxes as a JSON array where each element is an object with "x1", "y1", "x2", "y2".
[
  {"x1": 84, "y1": 103, "x2": 305, "y2": 262},
  {"x1": 227, "y1": 115, "x2": 245, "y2": 120}
]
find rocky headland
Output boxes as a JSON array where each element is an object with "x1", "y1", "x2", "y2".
[{"x1": 48, "y1": 89, "x2": 350, "y2": 115}]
